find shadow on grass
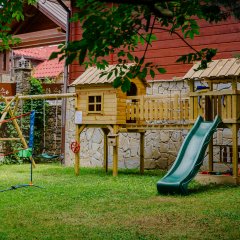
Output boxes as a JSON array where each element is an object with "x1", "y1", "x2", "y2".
[
  {"x1": 156, "y1": 181, "x2": 239, "y2": 197},
  {"x1": 188, "y1": 182, "x2": 239, "y2": 195},
  {"x1": 116, "y1": 168, "x2": 165, "y2": 177}
]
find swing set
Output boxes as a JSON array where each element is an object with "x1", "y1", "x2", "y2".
[{"x1": 0, "y1": 93, "x2": 75, "y2": 192}]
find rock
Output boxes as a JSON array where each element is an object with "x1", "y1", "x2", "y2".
[
  {"x1": 86, "y1": 128, "x2": 94, "y2": 141},
  {"x1": 91, "y1": 129, "x2": 103, "y2": 144},
  {"x1": 125, "y1": 158, "x2": 139, "y2": 169},
  {"x1": 92, "y1": 143, "x2": 100, "y2": 152},
  {"x1": 93, "y1": 151, "x2": 102, "y2": 161},
  {"x1": 160, "y1": 132, "x2": 170, "y2": 142},
  {"x1": 144, "y1": 159, "x2": 156, "y2": 169},
  {"x1": 156, "y1": 159, "x2": 168, "y2": 169},
  {"x1": 145, "y1": 145, "x2": 153, "y2": 159},
  {"x1": 119, "y1": 135, "x2": 129, "y2": 152},
  {"x1": 152, "y1": 148, "x2": 160, "y2": 159}
]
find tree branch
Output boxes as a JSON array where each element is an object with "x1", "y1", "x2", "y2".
[
  {"x1": 153, "y1": 27, "x2": 200, "y2": 54},
  {"x1": 97, "y1": 0, "x2": 170, "y2": 4},
  {"x1": 142, "y1": 16, "x2": 156, "y2": 61}
]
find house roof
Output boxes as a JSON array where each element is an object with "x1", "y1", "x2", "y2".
[
  {"x1": 36, "y1": 0, "x2": 69, "y2": 30},
  {"x1": 14, "y1": 45, "x2": 60, "y2": 60},
  {"x1": 183, "y1": 58, "x2": 240, "y2": 80},
  {"x1": 33, "y1": 57, "x2": 64, "y2": 78},
  {"x1": 14, "y1": 45, "x2": 64, "y2": 79},
  {"x1": 71, "y1": 64, "x2": 149, "y2": 86}
]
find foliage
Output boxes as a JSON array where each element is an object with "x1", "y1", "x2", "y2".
[
  {"x1": 1, "y1": 1, "x2": 240, "y2": 92},
  {"x1": 0, "y1": 164, "x2": 240, "y2": 239},
  {"x1": 51, "y1": 0, "x2": 240, "y2": 91},
  {"x1": 0, "y1": 0, "x2": 36, "y2": 51}
]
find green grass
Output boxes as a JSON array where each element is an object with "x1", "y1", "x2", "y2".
[{"x1": 0, "y1": 164, "x2": 240, "y2": 240}]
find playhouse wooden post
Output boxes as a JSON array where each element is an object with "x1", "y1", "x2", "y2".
[
  {"x1": 113, "y1": 125, "x2": 119, "y2": 177},
  {"x1": 188, "y1": 79, "x2": 195, "y2": 122},
  {"x1": 232, "y1": 124, "x2": 239, "y2": 180},
  {"x1": 140, "y1": 132, "x2": 145, "y2": 174},
  {"x1": 74, "y1": 124, "x2": 86, "y2": 176},
  {"x1": 102, "y1": 128, "x2": 109, "y2": 172},
  {"x1": 231, "y1": 79, "x2": 239, "y2": 180},
  {"x1": 74, "y1": 124, "x2": 81, "y2": 176},
  {"x1": 205, "y1": 82, "x2": 214, "y2": 172},
  {"x1": 208, "y1": 141, "x2": 214, "y2": 172}
]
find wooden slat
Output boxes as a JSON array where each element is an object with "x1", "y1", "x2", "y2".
[
  {"x1": 227, "y1": 95, "x2": 232, "y2": 119},
  {"x1": 0, "y1": 138, "x2": 20, "y2": 141},
  {"x1": 193, "y1": 97, "x2": 199, "y2": 119}
]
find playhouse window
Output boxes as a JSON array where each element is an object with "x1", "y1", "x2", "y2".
[{"x1": 88, "y1": 95, "x2": 102, "y2": 113}]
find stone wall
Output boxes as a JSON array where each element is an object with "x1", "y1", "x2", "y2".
[
  {"x1": 44, "y1": 101, "x2": 62, "y2": 155},
  {"x1": 15, "y1": 68, "x2": 31, "y2": 94}
]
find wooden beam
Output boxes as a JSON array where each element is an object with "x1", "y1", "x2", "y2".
[
  {"x1": 74, "y1": 124, "x2": 86, "y2": 176},
  {"x1": 0, "y1": 138, "x2": 20, "y2": 141},
  {"x1": 102, "y1": 128, "x2": 110, "y2": 172},
  {"x1": 1, "y1": 95, "x2": 18, "y2": 114},
  {"x1": 140, "y1": 132, "x2": 145, "y2": 174},
  {"x1": 208, "y1": 139, "x2": 214, "y2": 172},
  {"x1": 11, "y1": 29, "x2": 65, "y2": 49},
  {"x1": 232, "y1": 124, "x2": 239, "y2": 179},
  {"x1": 74, "y1": 125, "x2": 81, "y2": 176},
  {"x1": 112, "y1": 125, "x2": 119, "y2": 177},
  {"x1": 5, "y1": 93, "x2": 76, "y2": 101}
]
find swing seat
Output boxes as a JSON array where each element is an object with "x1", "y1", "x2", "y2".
[
  {"x1": 39, "y1": 153, "x2": 60, "y2": 159},
  {"x1": 18, "y1": 148, "x2": 32, "y2": 158}
]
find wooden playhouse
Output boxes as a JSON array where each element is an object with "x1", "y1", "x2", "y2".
[{"x1": 71, "y1": 65, "x2": 150, "y2": 176}]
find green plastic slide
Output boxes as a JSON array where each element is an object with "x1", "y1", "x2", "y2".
[{"x1": 157, "y1": 115, "x2": 221, "y2": 194}]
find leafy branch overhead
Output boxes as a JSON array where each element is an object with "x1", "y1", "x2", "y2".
[
  {"x1": 49, "y1": 0, "x2": 240, "y2": 91},
  {"x1": 1, "y1": 0, "x2": 239, "y2": 92},
  {"x1": 0, "y1": 0, "x2": 36, "y2": 51}
]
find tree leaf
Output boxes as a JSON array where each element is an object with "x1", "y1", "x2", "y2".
[
  {"x1": 158, "y1": 68, "x2": 166, "y2": 74},
  {"x1": 49, "y1": 52, "x2": 59, "y2": 60},
  {"x1": 150, "y1": 69, "x2": 155, "y2": 79}
]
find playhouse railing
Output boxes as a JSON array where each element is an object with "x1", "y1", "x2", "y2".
[
  {"x1": 126, "y1": 94, "x2": 190, "y2": 124},
  {"x1": 189, "y1": 89, "x2": 240, "y2": 124}
]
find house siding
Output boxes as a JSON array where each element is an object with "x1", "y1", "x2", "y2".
[{"x1": 69, "y1": 6, "x2": 240, "y2": 83}]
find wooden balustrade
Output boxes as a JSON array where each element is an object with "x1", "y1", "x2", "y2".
[
  {"x1": 189, "y1": 90, "x2": 240, "y2": 123},
  {"x1": 126, "y1": 95, "x2": 190, "y2": 124}
]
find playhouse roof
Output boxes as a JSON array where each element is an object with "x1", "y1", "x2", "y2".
[
  {"x1": 71, "y1": 64, "x2": 149, "y2": 87},
  {"x1": 183, "y1": 58, "x2": 240, "y2": 80}
]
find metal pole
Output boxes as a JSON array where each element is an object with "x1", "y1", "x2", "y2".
[{"x1": 56, "y1": 0, "x2": 71, "y2": 164}]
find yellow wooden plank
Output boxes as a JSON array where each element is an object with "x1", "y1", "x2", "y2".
[
  {"x1": 227, "y1": 95, "x2": 232, "y2": 119},
  {"x1": 193, "y1": 97, "x2": 198, "y2": 120},
  {"x1": 173, "y1": 94, "x2": 179, "y2": 120},
  {"x1": 149, "y1": 100, "x2": 153, "y2": 120},
  {"x1": 159, "y1": 101, "x2": 163, "y2": 120},
  {"x1": 140, "y1": 132, "x2": 145, "y2": 174}
]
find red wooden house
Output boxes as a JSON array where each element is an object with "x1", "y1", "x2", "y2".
[{"x1": 69, "y1": 2, "x2": 240, "y2": 84}]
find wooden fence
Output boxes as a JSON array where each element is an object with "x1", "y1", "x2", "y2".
[{"x1": 126, "y1": 94, "x2": 190, "y2": 124}]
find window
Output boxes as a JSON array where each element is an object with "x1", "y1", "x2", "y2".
[{"x1": 88, "y1": 95, "x2": 102, "y2": 113}]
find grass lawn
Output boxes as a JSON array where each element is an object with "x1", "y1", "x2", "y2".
[{"x1": 0, "y1": 163, "x2": 240, "y2": 240}]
